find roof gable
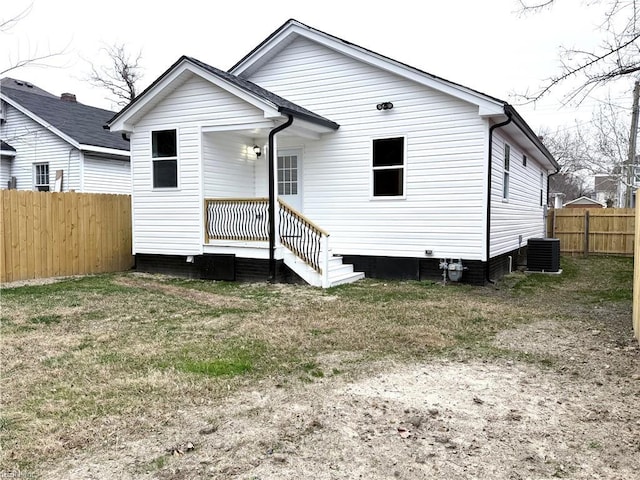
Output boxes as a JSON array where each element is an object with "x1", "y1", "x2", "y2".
[
  {"x1": 564, "y1": 196, "x2": 606, "y2": 207},
  {"x1": 1, "y1": 78, "x2": 130, "y2": 154},
  {"x1": 230, "y1": 19, "x2": 557, "y2": 170},
  {"x1": 107, "y1": 56, "x2": 338, "y2": 132},
  {"x1": 230, "y1": 19, "x2": 506, "y2": 117}
]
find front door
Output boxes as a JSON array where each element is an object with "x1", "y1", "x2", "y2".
[{"x1": 277, "y1": 149, "x2": 302, "y2": 212}]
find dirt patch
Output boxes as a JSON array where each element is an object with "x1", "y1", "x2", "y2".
[{"x1": 44, "y1": 323, "x2": 640, "y2": 480}]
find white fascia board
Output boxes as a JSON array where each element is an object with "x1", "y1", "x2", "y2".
[
  {"x1": 0, "y1": 93, "x2": 80, "y2": 149},
  {"x1": 201, "y1": 120, "x2": 275, "y2": 133},
  {"x1": 79, "y1": 144, "x2": 130, "y2": 158},
  {"x1": 108, "y1": 61, "x2": 281, "y2": 132},
  {"x1": 232, "y1": 22, "x2": 505, "y2": 114}
]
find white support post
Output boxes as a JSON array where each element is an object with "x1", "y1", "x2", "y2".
[{"x1": 321, "y1": 234, "x2": 330, "y2": 288}]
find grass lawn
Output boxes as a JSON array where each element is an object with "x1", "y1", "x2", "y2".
[{"x1": 0, "y1": 255, "x2": 634, "y2": 475}]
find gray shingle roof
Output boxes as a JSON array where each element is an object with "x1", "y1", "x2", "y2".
[{"x1": 1, "y1": 78, "x2": 130, "y2": 152}]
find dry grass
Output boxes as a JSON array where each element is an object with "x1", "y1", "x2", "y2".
[{"x1": 0, "y1": 256, "x2": 633, "y2": 474}]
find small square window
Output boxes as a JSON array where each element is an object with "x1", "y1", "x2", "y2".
[
  {"x1": 372, "y1": 137, "x2": 404, "y2": 197},
  {"x1": 152, "y1": 130, "x2": 178, "y2": 188}
]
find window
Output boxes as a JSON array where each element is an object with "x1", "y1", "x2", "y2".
[
  {"x1": 540, "y1": 172, "x2": 544, "y2": 206},
  {"x1": 152, "y1": 129, "x2": 177, "y2": 188},
  {"x1": 502, "y1": 144, "x2": 510, "y2": 200},
  {"x1": 277, "y1": 154, "x2": 298, "y2": 195},
  {"x1": 523, "y1": 154, "x2": 527, "y2": 167},
  {"x1": 372, "y1": 137, "x2": 404, "y2": 197},
  {"x1": 34, "y1": 163, "x2": 49, "y2": 191}
]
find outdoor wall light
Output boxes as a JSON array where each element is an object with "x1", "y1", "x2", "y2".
[
  {"x1": 253, "y1": 145, "x2": 262, "y2": 158},
  {"x1": 376, "y1": 102, "x2": 394, "y2": 110}
]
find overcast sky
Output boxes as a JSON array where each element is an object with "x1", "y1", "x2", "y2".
[{"x1": 2, "y1": 0, "x2": 635, "y2": 133}]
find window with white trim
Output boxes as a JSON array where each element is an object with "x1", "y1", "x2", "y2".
[
  {"x1": 372, "y1": 137, "x2": 404, "y2": 197},
  {"x1": 34, "y1": 163, "x2": 50, "y2": 191},
  {"x1": 502, "y1": 143, "x2": 510, "y2": 200},
  {"x1": 277, "y1": 154, "x2": 298, "y2": 195},
  {"x1": 152, "y1": 129, "x2": 178, "y2": 188}
]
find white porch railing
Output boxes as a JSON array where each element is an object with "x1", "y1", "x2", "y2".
[{"x1": 205, "y1": 198, "x2": 269, "y2": 242}]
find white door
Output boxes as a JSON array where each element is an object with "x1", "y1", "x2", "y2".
[{"x1": 277, "y1": 149, "x2": 302, "y2": 212}]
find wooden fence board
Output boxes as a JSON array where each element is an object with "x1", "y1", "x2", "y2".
[
  {"x1": 0, "y1": 191, "x2": 134, "y2": 283},
  {"x1": 547, "y1": 208, "x2": 635, "y2": 256}
]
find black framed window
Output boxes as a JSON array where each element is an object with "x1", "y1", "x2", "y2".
[
  {"x1": 152, "y1": 129, "x2": 178, "y2": 188},
  {"x1": 373, "y1": 137, "x2": 404, "y2": 197}
]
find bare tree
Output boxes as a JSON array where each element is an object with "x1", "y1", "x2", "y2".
[
  {"x1": 543, "y1": 99, "x2": 631, "y2": 201},
  {"x1": 1, "y1": 3, "x2": 68, "y2": 75},
  {"x1": 87, "y1": 44, "x2": 143, "y2": 107},
  {"x1": 518, "y1": 0, "x2": 640, "y2": 103}
]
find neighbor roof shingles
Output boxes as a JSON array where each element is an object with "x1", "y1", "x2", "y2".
[{"x1": 1, "y1": 78, "x2": 130, "y2": 152}]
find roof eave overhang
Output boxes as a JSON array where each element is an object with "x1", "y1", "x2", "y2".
[
  {"x1": 279, "y1": 106, "x2": 339, "y2": 131},
  {"x1": 79, "y1": 144, "x2": 130, "y2": 159},
  {"x1": 504, "y1": 104, "x2": 559, "y2": 171}
]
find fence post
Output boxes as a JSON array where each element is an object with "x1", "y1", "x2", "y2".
[
  {"x1": 583, "y1": 210, "x2": 590, "y2": 257},
  {"x1": 552, "y1": 208, "x2": 556, "y2": 238}
]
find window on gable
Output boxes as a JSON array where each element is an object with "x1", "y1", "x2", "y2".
[
  {"x1": 373, "y1": 137, "x2": 404, "y2": 197},
  {"x1": 502, "y1": 144, "x2": 510, "y2": 200},
  {"x1": 34, "y1": 163, "x2": 50, "y2": 191},
  {"x1": 152, "y1": 129, "x2": 178, "y2": 188}
]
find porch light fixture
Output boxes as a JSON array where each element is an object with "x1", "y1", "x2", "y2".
[
  {"x1": 376, "y1": 102, "x2": 394, "y2": 111},
  {"x1": 253, "y1": 145, "x2": 262, "y2": 158}
]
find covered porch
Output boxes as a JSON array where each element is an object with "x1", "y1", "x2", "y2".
[{"x1": 200, "y1": 119, "x2": 363, "y2": 288}]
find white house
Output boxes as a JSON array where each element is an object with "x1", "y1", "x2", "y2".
[
  {"x1": 107, "y1": 19, "x2": 558, "y2": 287},
  {"x1": 0, "y1": 78, "x2": 130, "y2": 193}
]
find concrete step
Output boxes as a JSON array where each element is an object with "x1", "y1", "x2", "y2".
[{"x1": 328, "y1": 271, "x2": 365, "y2": 287}]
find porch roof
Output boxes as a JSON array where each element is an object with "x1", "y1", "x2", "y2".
[{"x1": 107, "y1": 56, "x2": 340, "y2": 132}]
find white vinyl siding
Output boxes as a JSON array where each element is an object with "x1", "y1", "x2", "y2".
[
  {"x1": 0, "y1": 103, "x2": 81, "y2": 191},
  {"x1": 0, "y1": 158, "x2": 11, "y2": 188},
  {"x1": 490, "y1": 132, "x2": 547, "y2": 257},
  {"x1": 246, "y1": 36, "x2": 487, "y2": 260},
  {"x1": 202, "y1": 132, "x2": 256, "y2": 198},
  {"x1": 83, "y1": 155, "x2": 131, "y2": 194},
  {"x1": 131, "y1": 74, "x2": 267, "y2": 255}
]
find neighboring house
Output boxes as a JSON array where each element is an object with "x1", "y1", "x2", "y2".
[
  {"x1": 563, "y1": 196, "x2": 606, "y2": 208},
  {"x1": 107, "y1": 19, "x2": 558, "y2": 287},
  {"x1": 594, "y1": 174, "x2": 621, "y2": 207},
  {"x1": 0, "y1": 78, "x2": 130, "y2": 193}
]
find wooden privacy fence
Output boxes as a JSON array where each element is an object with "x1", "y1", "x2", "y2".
[
  {"x1": 547, "y1": 208, "x2": 635, "y2": 256},
  {"x1": 1, "y1": 190, "x2": 133, "y2": 283},
  {"x1": 634, "y1": 204, "x2": 640, "y2": 342}
]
